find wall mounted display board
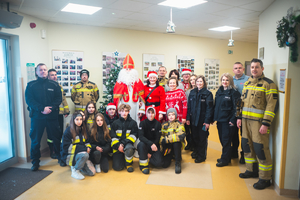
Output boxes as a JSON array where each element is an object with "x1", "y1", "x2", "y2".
[
  {"x1": 176, "y1": 55, "x2": 195, "y2": 81},
  {"x1": 142, "y1": 54, "x2": 165, "y2": 84},
  {"x1": 52, "y1": 50, "x2": 84, "y2": 96},
  {"x1": 102, "y1": 51, "x2": 127, "y2": 91},
  {"x1": 204, "y1": 58, "x2": 220, "y2": 90}
]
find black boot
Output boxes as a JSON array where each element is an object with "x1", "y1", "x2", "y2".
[
  {"x1": 191, "y1": 151, "x2": 197, "y2": 159},
  {"x1": 253, "y1": 179, "x2": 271, "y2": 190},
  {"x1": 239, "y1": 151, "x2": 245, "y2": 164},
  {"x1": 175, "y1": 162, "x2": 181, "y2": 174},
  {"x1": 184, "y1": 144, "x2": 191, "y2": 150},
  {"x1": 239, "y1": 170, "x2": 259, "y2": 178}
]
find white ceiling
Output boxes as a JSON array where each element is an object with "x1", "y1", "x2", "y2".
[{"x1": 4, "y1": 0, "x2": 275, "y2": 43}]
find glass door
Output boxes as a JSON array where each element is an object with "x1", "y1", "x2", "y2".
[{"x1": 0, "y1": 38, "x2": 14, "y2": 163}]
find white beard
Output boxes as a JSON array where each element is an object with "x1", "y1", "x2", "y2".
[{"x1": 117, "y1": 69, "x2": 139, "y2": 86}]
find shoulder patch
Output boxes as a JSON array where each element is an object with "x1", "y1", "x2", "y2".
[
  {"x1": 263, "y1": 77, "x2": 274, "y2": 84},
  {"x1": 88, "y1": 81, "x2": 95, "y2": 85}
]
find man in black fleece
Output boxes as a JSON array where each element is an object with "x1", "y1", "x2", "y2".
[
  {"x1": 104, "y1": 103, "x2": 118, "y2": 130},
  {"x1": 137, "y1": 107, "x2": 163, "y2": 174}
]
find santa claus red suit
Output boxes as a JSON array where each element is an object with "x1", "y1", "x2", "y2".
[
  {"x1": 165, "y1": 89, "x2": 187, "y2": 122},
  {"x1": 113, "y1": 54, "x2": 145, "y2": 124},
  {"x1": 143, "y1": 71, "x2": 166, "y2": 121},
  {"x1": 181, "y1": 68, "x2": 192, "y2": 92}
]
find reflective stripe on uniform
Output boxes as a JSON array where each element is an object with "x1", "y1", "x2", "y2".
[
  {"x1": 59, "y1": 107, "x2": 64, "y2": 111},
  {"x1": 64, "y1": 105, "x2": 69, "y2": 109},
  {"x1": 266, "y1": 89, "x2": 278, "y2": 95},
  {"x1": 86, "y1": 143, "x2": 92, "y2": 148},
  {"x1": 68, "y1": 144, "x2": 77, "y2": 166},
  {"x1": 259, "y1": 164, "x2": 272, "y2": 171},
  {"x1": 243, "y1": 107, "x2": 264, "y2": 114},
  {"x1": 139, "y1": 159, "x2": 148, "y2": 166},
  {"x1": 47, "y1": 139, "x2": 53, "y2": 143},
  {"x1": 87, "y1": 120, "x2": 93, "y2": 124},
  {"x1": 244, "y1": 85, "x2": 266, "y2": 92},
  {"x1": 111, "y1": 138, "x2": 119, "y2": 147},
  {"x1": 172, "y1": 134, "x2": 177, "y2": 142},
  {"x1": 264, "y1": 111, "x2": 275, "y2": 118},
  {"x1": 242, "y1": 110, "x2": 264, "y2": 118},
  {"x1": 125, "y1": 155, "x2": 133, "y2": 163},
  {"x1": 245, "y1": 157, "x2": 258, "y2": 164},
  {"x1": 116, "y1": 130, "x2": 122, "y2": 137},
  {"x1": 127, "y1": 134, "x2": 136, "y2": 143},
  {"x1": 75, "y1": 88, "x2": 97, "y2": 92}
]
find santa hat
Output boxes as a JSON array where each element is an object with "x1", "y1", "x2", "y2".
[
  {"x1": 123, "y1": 54, "x2": 135, "y2": 69},
  {"x1": 182, "y1": 68, "x2": 192, "y2": 75},
  {"x1": 147, "y1": 71, "x2": 158, "y2": 79},
  {"x1": 106, "y1": 103, "x2": 116, "y2": 111},
  {"x1": 146, "y1": 106, "x2": 156, "y2": 117}
]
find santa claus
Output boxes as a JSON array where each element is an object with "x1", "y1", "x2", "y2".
[
  {"x1": 143, "y1": 71, "x2": 166, "y2": 121},
  {"x1": 113, "y1": 54, "x2": 145, "y2": 124}
]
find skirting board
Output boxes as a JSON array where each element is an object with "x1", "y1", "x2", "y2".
[{"x1": 274, "y1": 181, "x2": 298, "y2": 197}]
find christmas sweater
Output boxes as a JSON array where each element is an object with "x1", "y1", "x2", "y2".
[
  {"x1": 165, "y1": 89, "x2": 187, "y2": 122},
  {"x1": 181, "y1": 81, "x2": 190, "y2": 92}
]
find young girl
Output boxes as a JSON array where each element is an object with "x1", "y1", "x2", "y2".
[
  {"x1": 89, "y1": 113, "x2": 112, "y2": 173},
  {"x1": 214, "y1": 73, "x2": 241, "y2": 167},
  {"x1": 84, "y1": 101, "x2": 97, "y2": 132},
  {"x1": 61, "y1": 112, "x2": 95, "y2": 180}
]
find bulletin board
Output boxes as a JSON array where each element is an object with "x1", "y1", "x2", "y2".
[
  {"x1": 204, "y1": 58, "x2": 220, "y2": 90},
  {"x1": 176, "y1": 55, "x2": 195, "y2": 80},
  {"x1": 142, "y1": 54, "x2": 165, "y2": 84},
  {"x1": 52, "y1": 50, "x2": 84, "y2": 96}
]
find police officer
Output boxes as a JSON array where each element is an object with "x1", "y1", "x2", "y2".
[
  {"x1": 71, "y1": 69, "x2": 99, "y2": 111},
  {"x1": 237, "y1": 58, "x2": 278, "y2": 190},
  {"x1": 233, "y1": 62, "x2": 249, "y2": 164},
  {"x1": 48, "y1": 69, "x2": 69, "y2": 162},
  {"x1": 25, "y1": 63, "x2": 62, "y2": 171}
]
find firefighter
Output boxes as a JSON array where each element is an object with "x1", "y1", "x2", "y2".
[
  {"x1": 48, "y1": 69, "x2": 69, "y2": 165},
  {"x1": 25, "y1": 63, "x2": 62, "y2": 171},
  {"x1": 71, "y1": 69, "x2": 99, "y2": 111},
  {"x1": 157, "y1": 66, "x2": 168, "y2": 88},
  {"x1": 237, "y1": 58, "x2": 278, "y2": 190}
]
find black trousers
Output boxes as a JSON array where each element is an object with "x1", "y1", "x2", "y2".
[
  {"x1": 217, "y1": 122, "x2": 234, "y2": 163},
  {"x1": 49, "y1": 114, "x2": 64, "y2": 155},
  {"x1": 185, "y1": 124, "x2": 194, "y2": 148},
  {"x1": 30, "y1": 118, "x2": 61, "y2": 166},
  {"x1": 137, "y1": 142, "x2": 163, "y2": 168},
  {"x1": 89, "y1": 150, "x2": 109, "y2": 173},
  {"x1": 161, "y1": 142, "x2": 182, "y2": 168},
  {"x1": 231, "y1": 124, "x2": 239, "y2": 157},
  {"x1": 192, "y1": 120, "x2": 209, "y2": 160}
]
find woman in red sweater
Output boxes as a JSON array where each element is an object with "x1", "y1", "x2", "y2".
[
  {"x1": 144, "y1": 71, "x2": 166, "y2": 121},
  {"x1": 165, "y1": 77, "x2": 187, "y2": 123}
]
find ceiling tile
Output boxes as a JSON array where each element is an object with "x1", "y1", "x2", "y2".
[
  {"x1": 212, "y1": 0, "x2": 260, "y2": 7},
  {"x1": 239, "y1": 0, "x2": 275, "y2": 12},
  {"x1": 106, "y1": 0, "x2": 153, "y2": 12},
  {"x1": 213, "y1": 7, "x2": 255, "y2": 18}
]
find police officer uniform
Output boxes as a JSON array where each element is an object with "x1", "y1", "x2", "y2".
[
  {"x1": 25, "y1": 77, "x2": 62, "y2": 170},
  {"x1": 71, "y1": 69, "x2": 99, "y2": 111},
  {"x1": 237, "y1": 73, "x2": 278, "y2": 189}
]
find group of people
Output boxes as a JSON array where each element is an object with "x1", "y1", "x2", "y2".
[{"x1": 25, "y1": 54, "x2": 278, "y2": 190}]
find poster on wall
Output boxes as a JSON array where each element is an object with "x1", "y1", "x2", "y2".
[
  {"x1": 26, "y1": 63, "x2": 36, "y2": 82},
  {"x1": 176, "y1": 55, "x2": 195, "y2": 80},
  {"x1": 102, "y1": 51, "x2": 127, "y2": 91},
  {"x1": 142, "y1": 54, "x2": 165, "y2": 84},
  {"x1": 204, "y1": 58, "x2": 220, "y2": 90},
  {"x1": 52, "y1": 50, "x2": 84, "y2": 96}
]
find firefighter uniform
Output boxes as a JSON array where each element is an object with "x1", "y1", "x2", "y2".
[
  {"x1": 158, "y1": 77, "x2": 168, "y2": 88},
  {"x1": 110, "y1": 115, "x2": 138, "y2": 172},
  {"x1": 71, "y1": 81, "x2": 99, "y2": 111},
  {"x1": 237, "y1": 73, "x2": 278, "y2": 180}
]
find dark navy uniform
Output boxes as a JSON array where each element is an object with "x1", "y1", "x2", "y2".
[{"x1": 25, "y1": 77, "x2": 62, "y2": 167}]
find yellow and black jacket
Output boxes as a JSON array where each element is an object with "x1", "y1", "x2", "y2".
[
  {"x1": 86, "y1": 114, "x2": 95, "y2": 133},
  {"x1": 160, "y1": 120, "x2": 186, "y2": 150},
  {"x1": 61, "y1": 126, "x2": 91, "y2": 166},
  {"x1": 110, "y1": 115, "x2": 138, "y2": 153},
  {"x1": 71, "y1": 81, "x2": 99, "y2": 111},
  {"x1": 158, "y1": 77, "x2": 168, "y2": 88},
  {"x1": 237, "y1": 73, "x2": 278, "y2": 127},
  {"x1": 59, "y1": 84, "x2": 69, "y2": 115}
]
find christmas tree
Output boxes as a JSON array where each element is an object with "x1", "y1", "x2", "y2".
[{"x1": 98, "y1": 57, "x2": 121, "y2": 114}]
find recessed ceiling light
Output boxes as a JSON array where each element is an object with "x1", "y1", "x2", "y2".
[
  {"x1": 158, "y1": 0, "x2": 207, "y2": 9},
  {"x1": 61, "y1": 3, "x2": 102, "y2": 15},
  {"x1": 209, "y1": 26, "x2": 240, "y2": 32}
]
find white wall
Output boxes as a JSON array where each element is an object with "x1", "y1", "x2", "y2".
[
  {"x1": 1, "y1": 12, "x2": 258, "y2": 160},
  {"x1": 259, "y1": 0, "x2": 300, "y2": 190}
]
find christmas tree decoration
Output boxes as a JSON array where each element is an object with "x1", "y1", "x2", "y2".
[{"x1": 276, "y1": 8, "x2": 300, "y2": 63}]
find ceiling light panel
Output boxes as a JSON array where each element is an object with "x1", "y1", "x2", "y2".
[
  {"x1": 209, "y1": 26, "x2": 240, "y2": 32},
  {"x1": 158, "y1": 0, "x2": 207, "y2": 9},
  {"x1": 61, "y1": 3, "x2": 102, "y2": 15}
]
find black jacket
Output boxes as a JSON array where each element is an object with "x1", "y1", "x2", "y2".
[
  {"x1": 213, "y1": 86, "x2": 241, "y2": 124},
  {"x1": 111, "y1": 115, "x2": 138, "y2": 150},
  {"x1": 186, "y1": 87, "x2": 214, "y2": 126},
  {"x1": 61, "y1": 126, "x2": 91, "y2": 166},
  {"x1": 25, "y1": 77, "x2": 62, "y2": 119},
  {"x1": 138, "y1": 118, "x2": 162, "y2": 147},
  {"x1": 104, "y1": 112, "x2": 118, "y2": 129},
  {"x1": 88, "y1": 127, "x2": 112, "y2": 154}
]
